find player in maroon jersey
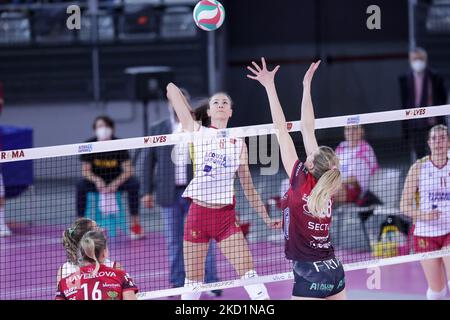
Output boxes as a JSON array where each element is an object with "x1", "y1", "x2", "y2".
[
  {"x1": 248, "y1": 58, "x2": 346, "y2": 300},
  {"x1": 56, "y1": 230, "x2": 138, "y2": 300}
]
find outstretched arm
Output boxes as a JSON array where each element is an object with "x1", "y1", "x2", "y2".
[
  {"x1": 238, "y1": 146, "x2": 281, "y2": 229},
  {"x1": 247, "y1": 58, "x2": 298, "y2": 176},
  {"x1": 166, "y1": 82, "x2": 198, "y2": 132},
  {"x1": 300, "y1": 61, "x2": 320, "y2": 156}
]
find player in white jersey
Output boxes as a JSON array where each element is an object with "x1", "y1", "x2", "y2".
[
  {"x1": 166, "y1": 83, "x2": 281, "y2": 300},
  {"x1": 57, "y1": 218, "x2": 121, "y2": 283},
  {"x1": 401, "y1": 124, "x2": 450, "y2": 300},
  {"x1": 182, "y1": 125, "x2": 244, "y2": 204}
]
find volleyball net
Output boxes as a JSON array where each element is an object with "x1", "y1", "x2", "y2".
[{"x1": 1, "y1": 105, "x2": 450, "y2": 300}]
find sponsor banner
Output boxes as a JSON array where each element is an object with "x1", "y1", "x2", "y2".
[
  {"x1": 78, "y1": 144, "x2": 93, "y2": 153},
  {"x1": 143, "y1": 135, "x2": 167, "y2": 145},
  {"x1": 405, "y1": 107, "x2": 426, "y2": 117},
  {"x1": 346, "y1": 115, "x2": 360, "y2": 125},
  {"x1": 0, "y1": 149, "x2": 25, "y2": 160}
]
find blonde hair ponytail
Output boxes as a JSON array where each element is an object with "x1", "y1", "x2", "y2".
[
  {"x1": 79, "y1": 231, "x2": 107, "y2": 276},
  {"x1": 307, "y1": 168, "x2": 341, "y2": 217},
  {"x1": 306, "y1": 146, "x2": 342, "y2": 218}
]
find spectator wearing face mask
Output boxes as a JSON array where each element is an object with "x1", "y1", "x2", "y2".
[
  {"x1": 399, "y1": 47, "x2": 448, "y2": 159},
  {"x1": 76, "y1": 116, "x2": 143, "y2": 240}
]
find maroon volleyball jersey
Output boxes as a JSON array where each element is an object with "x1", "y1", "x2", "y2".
[
  {"x1": 55, "y1": 264, "x2": 138, "y2": 300},
  {"x1": 280, "y1": 160, "x2": 335, "y2": 262}
]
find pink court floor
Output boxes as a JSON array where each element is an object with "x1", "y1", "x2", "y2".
[{"x1": 0, "y1": 225, "x2": 447, "y2": 300}]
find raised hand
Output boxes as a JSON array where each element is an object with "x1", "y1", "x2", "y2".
[
  {"x1": 246, "y1": 57, "x2": 280, "y2": 88},
  {"x1": 302, "y1": 60, "x2": 321, "y2": 87}
]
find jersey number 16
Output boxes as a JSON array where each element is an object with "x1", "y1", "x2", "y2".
[{"x1": 81, "y1": 282, "x2": 102, "y2": 300}]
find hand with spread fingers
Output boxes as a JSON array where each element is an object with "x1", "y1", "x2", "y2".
[{"x1": 246, "y1": 57, "x2": 280, "y2": 88}]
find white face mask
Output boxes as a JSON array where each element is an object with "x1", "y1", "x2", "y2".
[
  {"x1": 96, "y1": 127, "x2": 113, "y2": 141},
  {"x1": 411, "y1": 60, "x2": 426, "y2": 73}
]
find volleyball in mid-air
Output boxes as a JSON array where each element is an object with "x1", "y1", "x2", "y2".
[{"x1": 193, "y1": 0, "x2": 225, "y2": 31}]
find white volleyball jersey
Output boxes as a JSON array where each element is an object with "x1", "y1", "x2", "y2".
[
  {"x1": 60, "y1": 259, "x2": 115, "y2": 279},
  {"x1": 416, "y1": 157, "x2": 450, "y2": 237},
  {"x1": 183, "y1": 126, "x2": 243, "y2": 205}
]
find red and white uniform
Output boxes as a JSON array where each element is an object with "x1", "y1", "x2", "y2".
[
  {"x1": 182, "y1": 126, "x2": 244, "y2": 243},
  {"x1": 414, "y1": 156, "x2": 450, "y2": 252},
  {"x1": 280, "y1": 160, "x2": 335, "y2": 262},
  {"x1": 183, "y1": 126, "x2": 243, "y2": 205},
  {"x1": 55, "y1": 264, "x2": 138, "y2": 300}
]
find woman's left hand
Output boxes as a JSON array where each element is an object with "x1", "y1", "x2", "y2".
[
  {"x1": 246, "y1": 57, "x2": 280, "y2": 88},
  {"x1": 302, "y1": 61, "x2": 321, "y2": 87}
]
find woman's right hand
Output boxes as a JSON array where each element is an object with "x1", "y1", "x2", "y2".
[{"x1": 246, "y1": 57, "x2": 280, "y2": 88}]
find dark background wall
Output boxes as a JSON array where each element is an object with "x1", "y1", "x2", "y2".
[
  {"x1": 224, "y1": 0, "x2": 411, "y2": 141},
  {"x1": 3, "y1": 0, "x2": 448, "y2": 148},
  {"x1": 227, "y1": 0, "x2": 408, "y2": 46}
]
